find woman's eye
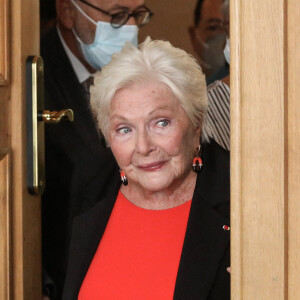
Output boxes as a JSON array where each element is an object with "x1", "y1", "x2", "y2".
[
  {"x1": 157, "y1": 119, "x2": 169, "y2": 128},
  {"x1": 117, "y1": 127, "x2": 131, "y2": 134}
]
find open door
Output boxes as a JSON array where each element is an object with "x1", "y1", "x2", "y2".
[
  {"x1": 231, "y1": 0, "x2": 300, "y2": 298},
  {"x1": 0, "y1": 0, "x2": 42, "y2": 299}
]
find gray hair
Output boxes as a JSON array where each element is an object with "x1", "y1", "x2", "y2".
[{"x1": 90, "y1": 37, "x2": 208, "y2": 141}]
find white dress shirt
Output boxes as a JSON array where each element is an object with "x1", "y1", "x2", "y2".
[{"x1": 56, "y1": 25, "x2": 97, "y2": 83}]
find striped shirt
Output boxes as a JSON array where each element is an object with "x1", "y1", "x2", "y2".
[{"x1": 202, "y1": 80, "x2": 230, "y2": 151}]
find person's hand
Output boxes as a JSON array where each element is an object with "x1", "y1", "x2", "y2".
[
  {"x1": 43, "y1": 296, "x2": 50, "y2": 300},
  {"x1": 227, "y1": 267, "x2": 231, "y2": 274}
]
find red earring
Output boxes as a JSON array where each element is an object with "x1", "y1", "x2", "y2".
[
  {"x1": 120, "y1": 170, "x2": 128, "y2": 186},
  {"x1": 193, "y1": 146, "x2": 203, "y2": 173}
]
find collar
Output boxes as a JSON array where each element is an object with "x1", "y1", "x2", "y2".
[{"x1": 56, "y1": 25, "x2": 94, "y2": 84}]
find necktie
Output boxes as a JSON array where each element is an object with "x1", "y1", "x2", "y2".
[{"x1": 82, "y1": 76, "x2": 94, "y2": 102}]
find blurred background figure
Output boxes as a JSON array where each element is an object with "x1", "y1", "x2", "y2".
[
  {"x1": 189, "y1": 0, "x2": 228, "y2": 84},
  {"x1": 202, "y1": 0, "x2": 230, "y2": 150}
]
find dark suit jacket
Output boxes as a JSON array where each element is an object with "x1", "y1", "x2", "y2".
[
  {"x1": 41, "y1": 26, "x2": 105, "y2": 299},
  {"x1": 63, "y1": 141, "x2": 231, "y2": 299}
]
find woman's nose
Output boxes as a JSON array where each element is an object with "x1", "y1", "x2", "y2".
[{"x1": 135, "y1": 129, "x2": 153, "y2": 155}]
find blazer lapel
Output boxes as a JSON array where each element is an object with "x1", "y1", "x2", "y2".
[
  {"x1": 63, "y1": 178, "x2": 120, "y2": 300},
  {"x1": 174, "y1": 172, "x2": 230, "y2": 299}
]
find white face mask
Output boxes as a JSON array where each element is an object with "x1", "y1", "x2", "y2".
[
  {"x1": 223, "y1": 37, "x2": 230, "y2": 65},
  {"x1": 195, "y1": 32, "x2": 226, "y2": 73},
  {"x1": 71, "y1": 0, "x2": 138, "y2": 70}
]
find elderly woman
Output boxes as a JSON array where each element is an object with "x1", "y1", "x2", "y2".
[{"x1": 63, "y1": 38, "x2": 230, "y2": 299}]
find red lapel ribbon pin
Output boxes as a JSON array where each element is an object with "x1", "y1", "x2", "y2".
[{"x1": 223, "y1": 225, "x2": 230, "y2": 231}]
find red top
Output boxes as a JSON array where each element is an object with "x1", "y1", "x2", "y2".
[{"x1": 78, "y1": 191, "x2": 191, "y2": 300}]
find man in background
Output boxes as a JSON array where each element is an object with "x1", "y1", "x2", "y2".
[
  {"x1": 41, "y1": 0, "x2": 153, "y2": 298},
  {"x1": 189, "y1": 0, "x2": 228, "y2": 84},
  {"x1": 201, "y1": 0, "x2": 231, "y2": 151}
]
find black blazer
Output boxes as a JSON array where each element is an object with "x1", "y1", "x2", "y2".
[
  {"x1": 63, "y1": 141, "x2": 231, "y2": 299},
  {"x1": 41, "y1": 26, "x2": 105, "y2": 299}
]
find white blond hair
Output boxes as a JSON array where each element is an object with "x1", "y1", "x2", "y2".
[{"x1": 90, "y1": 37, "x2": 208, "y2": 140}]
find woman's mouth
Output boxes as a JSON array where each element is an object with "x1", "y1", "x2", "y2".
[{"x1": 138, "y1": 161, "x2": 166, "y2": 172}]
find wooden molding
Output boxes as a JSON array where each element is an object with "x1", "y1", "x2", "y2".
[
  {"x1": 288, "y1": 0, "x2": 300, "y2": 297},
  {"x1": 0, "y1": 149, "x2": 11, "y2": 300},
  {"x1": 0, "y1": 0, "x2": 9, "y2": 85},
  {"x1": 231, "y1": 0, "x2": 286, "y2": 298},
  {"x1": 230, "y1": 0, "x2": 242, "y2": 297}
]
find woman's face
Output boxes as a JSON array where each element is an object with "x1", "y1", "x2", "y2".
[{"x1": 109, "y1": 81, "x2": 200, "y2": 193}]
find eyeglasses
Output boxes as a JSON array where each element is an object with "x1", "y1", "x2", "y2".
[{"x1": 77, "y1": 0, "x2": 154, "y2": 28}]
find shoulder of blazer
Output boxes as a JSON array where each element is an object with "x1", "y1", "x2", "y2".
[
  {"x1": 41, "y1": 26, "x2": 83, "y2": 110},
  {"x1": 70, "y1": 147, "x2": 119, "y2": 217},
  {"x1": 174, "y1": 140, "x2": 230, "y2": 299},
  {"x1": 200, "y1": 139, "x2": 230, "y2": 216},
  {"x1": 41, "y1": 26, "x2": 72, "y2": 72},
  {"x1": 63, "y1": 156, "x2": 121, "y2": 300}
]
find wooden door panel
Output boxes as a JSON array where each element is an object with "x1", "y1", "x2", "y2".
[
  {"x1": 0, "y1": 0, "x2": 41, "y2": 299},
  {"x1": 0, "y1": 0, "x2": 9, "y2": 85},
  {"x1": 0, "y1": 151, "x2": 11, "y2": 300},
  {"x1": 0, "y1": 88, "x2": 9, "y2": 149},
  {"x1": 231, "y1": 0, "x2": 300, "y2": 299},
  {"x1": 288, "y1": 0, "x2": 300, "y2": 298},
  {"x1": 0, "y1": 2, "x2": 11, "y2": 298}
]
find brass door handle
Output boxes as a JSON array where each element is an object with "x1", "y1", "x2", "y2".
[
  {"x1": 39, "y1": 109, "x2": 74, "y2": 123},
  {"x1": 26, "y1": 56, "x2": 74, "y2": 195}
]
